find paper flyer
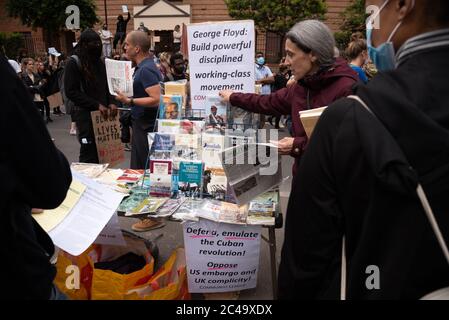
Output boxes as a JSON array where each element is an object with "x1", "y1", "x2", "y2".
[{"x1": 105, "y1": 58, "x2": 133, "y2": 97}]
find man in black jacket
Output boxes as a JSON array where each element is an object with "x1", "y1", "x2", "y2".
[
  {"x1": 0, "y1": 54, "x2": 72, "y2": 299},
  {"x1": 113, "y1": 12, "x2": 131, "y2": 51},
  {"x1": 65, "y1": 29, "x2": 118, "y2": 163},
  {"x1": 279, "y1": 0, "x2": 449, "y2": 299}
]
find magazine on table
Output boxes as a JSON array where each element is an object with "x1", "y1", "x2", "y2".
[
  {"x1": 116, "y1": 169, "x2": 145, "y2": 184},
  {"x1": 196, "y1": 199, "x2": 249, "y2": 225},
  {"x1": 149, "y1": 159, "x2": 173, "y2": 197},
  {"x1": 156, "y1": 119, "x2": 206, "y2": 135},
  {"x1": 219, "y1": 142, "x2": 283, "y2": 205},
  {"x1": 201, "y1": 134, "x2": 225, "y2": 167},
  {"x1": 203, "y1": 166, "x2": 227, "y2": 200},
  {"x1": 205, "y1": 95, "x2": 228, "y2": 133},
  {"x1": 124, "y1": 197, "x2": 168, "y2": 217},
  {"x1": 159, "y1": 95, "x2": 183, "y2": 120},
  {"x1": 151, "y1": 197, "x2": 186, "y2": 218},
  {"x1": 178, "y1": 160, "x2": 203, "y2": 194}
]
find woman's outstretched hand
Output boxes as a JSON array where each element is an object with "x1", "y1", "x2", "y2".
[{"x1": 219, "y1": 90, "x2": 234, "y2": 103}]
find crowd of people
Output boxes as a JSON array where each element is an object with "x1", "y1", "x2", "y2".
[
  {"x1": 7, "y1": 17, "x2": 188, "y2": 164},
  {"x1": 3, "y1": 0, "x2": 449, "y2": 300}
]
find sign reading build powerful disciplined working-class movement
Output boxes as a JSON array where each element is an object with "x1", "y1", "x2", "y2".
[
  {"x1": 187, "y1": 20, "x2": 255, "y2": 112},
  {"x1": 183, "y1": 218, "x2": 261, "y2": 293}
]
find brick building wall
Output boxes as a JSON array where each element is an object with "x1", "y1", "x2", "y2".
[
  {"x1": 326, "y1": 0, "x2": 353, "y2": 31},
  {"x1": 183, "y1": 0, "x2": 230, "y2": 23}
]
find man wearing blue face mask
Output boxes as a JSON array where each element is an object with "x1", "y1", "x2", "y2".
[
  {"x1": 255, "y1": 52, "x2": 274, "y2": 95},
  {"x1": 254, "y1": 52, "x2": 274, "y2": 128},
  {"x1": 279, "y1": 0, "x2": 449, "y2": 299}
]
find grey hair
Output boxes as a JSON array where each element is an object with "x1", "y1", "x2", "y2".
[{"x1": 286, "y1": 20, "x2": 336, "y2": 67}]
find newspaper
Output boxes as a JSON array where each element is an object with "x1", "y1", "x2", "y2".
[
  {"x1": 219, "y1": 143, "x2": 282, "y2": 205},
  {"x1": 105, "y1": 58, "x2": 133, "y2": 97},
  {"x1": 71, "y1": 162, "x2": 109, "y2": 178},
  {"x1": 196, "y1": 200, "x2": 249, "y2": 225}
]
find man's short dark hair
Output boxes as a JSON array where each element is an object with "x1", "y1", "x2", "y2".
[
  {"x1": 128, "y1": 31, "x2": 150, "y2": 53},
  {"x1": 170, "y1": 52, "x2": 184, "y2": 67}
]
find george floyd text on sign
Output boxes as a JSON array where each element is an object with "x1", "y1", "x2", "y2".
[
  {"x1": 187, "y1": 20, "x2": 255, "y2": 111},
  {"x1": 91, "y1": 111, "x2": 125, "y2": 167},
  {"x1": 183, "y1": 218, "x2": 261, "y2": 293}
]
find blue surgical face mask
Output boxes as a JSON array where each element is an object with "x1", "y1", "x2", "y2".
[
  {"x1": 256, "y1": 57, "x2": 265, "y2": 65},
  {"x1": 366, "y1": 26, "x2": 398, "y2": 71},
  {"x1": 366, "y1": 0, "x2": 415, "y2": 72}
]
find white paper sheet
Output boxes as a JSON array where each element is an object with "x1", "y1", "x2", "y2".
[
  {"x1": 94, "y1": 212, "x2": 126, "y2": 246},
  {"x1": 105, "y1": 58, "x2": 134, "y2": 97},
  {"x1": 49, "y1": 171, "x2": 125, "y2": 256}
]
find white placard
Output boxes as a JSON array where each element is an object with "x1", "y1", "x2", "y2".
[
  {"x1": 122, "y1": 5, "x2": 128, "y2": 13},
  {"x1": 183, "y1": 219, "x2": 261, "y2": 293},
  {"x1": 188, "y1": 20, "x2": 255, "y2": 111},
  {"x1": 105, "y1": 58, "x2": 134, "y2": 97}
]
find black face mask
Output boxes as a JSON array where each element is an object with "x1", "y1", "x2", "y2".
[{"x1": 174, "y1": 65, "x2": 185, "y2": 74}]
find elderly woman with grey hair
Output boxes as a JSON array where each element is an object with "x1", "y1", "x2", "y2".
[{"x1": 220, "y1": 20, "x2": 358, "y2": 175}]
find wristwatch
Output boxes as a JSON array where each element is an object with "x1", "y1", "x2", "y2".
[{"x1": 129, "y1": 98, "x2": 134, "y2": 106}]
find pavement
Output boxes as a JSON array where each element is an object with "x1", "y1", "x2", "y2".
[{"x1": 47, "y1": 113, "x2": 294, "y2": 300}]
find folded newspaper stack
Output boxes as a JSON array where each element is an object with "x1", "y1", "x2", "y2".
[{"x1": 246, "y1": 191, "x2": 279, "y2": 226}]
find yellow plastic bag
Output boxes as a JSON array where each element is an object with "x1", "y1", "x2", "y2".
[
  {"x1": 54, "y1": 249, "x2": 92, "y2": 300},
  {"x1": 125, "y1": 247, "x2": 190, "y2": 300},
  {"x1": 55, "y1": 236, "x2": 154, "y2": 300}
]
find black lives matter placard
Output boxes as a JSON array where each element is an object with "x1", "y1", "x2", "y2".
[{"x1": 91, "y1": 111, "x2": 125, "y2": 167}]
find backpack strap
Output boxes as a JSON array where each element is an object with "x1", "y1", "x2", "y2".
[{"x1": 338, "y1": 95, "x2": 449, "y2": 300}]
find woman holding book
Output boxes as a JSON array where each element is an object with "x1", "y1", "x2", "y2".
[{"x1": 220, "y1": 20, "x2": 358, "y2": 175}]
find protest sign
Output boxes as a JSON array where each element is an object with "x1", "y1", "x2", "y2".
[
  {"x1": 188, "y1": 20, "x2": 255, "y2": 111},
  {"x1": 47, "y1": 91, "x2": 63, "y2": 108},
  {"x1": 183, "y1": 219, "x2": 261, "y2": 293},
  {"x1": 91, "y1": 111, "x2": 125, "y2": 167}
]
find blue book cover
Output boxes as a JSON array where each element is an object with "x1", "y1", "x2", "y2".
[
  {"x1": 152, "y1": 133, "x2": 175, "y2": 151},
  {"x1": 179, "y1": 161, "x2": 203, "y2": 185},
  {"x1": 159, "y1": 95, "x2": 183, "y2": 120}
]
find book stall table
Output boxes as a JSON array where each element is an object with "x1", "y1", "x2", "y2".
[{"x1": 116, "y1": 181, "x2": 283, "y2": 299}]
